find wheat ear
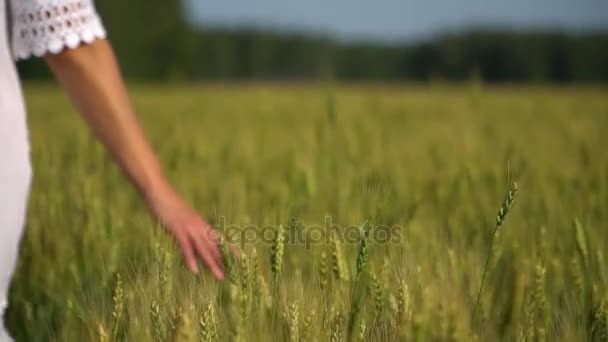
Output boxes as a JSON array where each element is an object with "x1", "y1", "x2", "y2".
[{"x1": 473, "y1": 181, "x2": 518, "y2": 324}]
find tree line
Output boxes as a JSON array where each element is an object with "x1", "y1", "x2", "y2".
[{"x1": 17, "y1": 0, "x2": 608, "y2": 83}]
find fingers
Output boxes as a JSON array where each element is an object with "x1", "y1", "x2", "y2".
[
  {"x1": 202, "y1": 226, "x2": 222, "y2": 263},
  {"x1": 193, "y1": 234, "x2": 224, "y2": 280},
  {"x1": 170, "y1": 216, "x2": 229, "y2": 280},
  {"x1": 176, "y1": 233, "x2": 199, "y2": 274}
]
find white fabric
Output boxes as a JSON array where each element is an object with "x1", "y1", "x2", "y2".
[
  {"x1": 11, "y1": 0, "x2": 106, "y2": 60},
  {"x1": 1, "y1": 0, "x2": 105, "y2": 338}
]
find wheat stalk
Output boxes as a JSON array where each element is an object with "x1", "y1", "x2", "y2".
[
  {"x1": 199, "y1": 302, "x2": 217, "y2": 342},
  {"x1": 347, "y1": 223, "x2": 371, "y2": 339},
  {"x1": 271, "y1": 224, "x2": 285, "y2": 285},
  {"x1": 173, "y1": 308, "x2": 194, "y2": 342},
  {"x1": 331, "y1": 232, "x2": 349, "y2": 281},
  {"x1": 150, "y1": 301, "x2": 163, "y2": 342},
  {"x1": 319, "y1": 251, "x2": 329, "y2": 291},
  {"x1": 97, "y1": 323, "x2": 109, "y2": 342},
  {"x1": 111, "y1": 273, "x2": 124, "y2": 340},
  {"x1": 531, "y1": 263, "x2": 547, "y2": 340},
  {"x1": 355, "y1": 223, "x2": 370, "y2": 279},
  {"x1": 168, "y1": 306, "x2": 183, "y2": 341},
  {"x1": 591, "y1": 298, "x2": 608, "y2": 341},
  {"x1": 286, "y1": 302, "x2": 300, "y2": 342},
  {"x1": 257, "y1": 274, "x2": 272, "y2": 311},
  {"x1": 301, "y1": 310, "x2": 315, "y2": 342},
  {"x1": 250, "y1": 247, "x2": 259, "y2": 289},
  {"x1": 473, "y1": 180, "x2": 518, "y2": 325},
  {"x1": 155, "y1": 243, "x2": 171, "y2": 302},
  {"x1": 357, "y1": 318, "x2": 366, "y2": 341},
  {"x1": 396, "y1": 278, "x2": 412, "y2": 338},
  {"x1": 371, "y1": 271, "x2": 384, "y2": 318},
  {"x1": 219, "y1": 235, "x2": 238, "y2": 284},
  {"x1": 330, "y1": 312, "x2": 344, "y2": 342}
]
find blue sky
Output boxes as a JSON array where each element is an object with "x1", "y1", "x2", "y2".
[{"x1": 185, "y1": 0, "x2": 608, "y2": 41}]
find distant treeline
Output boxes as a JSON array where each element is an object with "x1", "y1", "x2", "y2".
[{"x1": 18, "y1": 0, "x2": 608, "y2": 83}]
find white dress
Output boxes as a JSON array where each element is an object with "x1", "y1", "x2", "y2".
[{"x1": 0, "y1": 1, "x2": 105, "y2": 340}]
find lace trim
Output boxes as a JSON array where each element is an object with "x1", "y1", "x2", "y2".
[{"x1": 12, "y1": 0, "x2": 106, "y2": 60}]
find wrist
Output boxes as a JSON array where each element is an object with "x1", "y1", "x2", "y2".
[{"x1": 142, "y1": 178, "x2": 179, "y2": 210}]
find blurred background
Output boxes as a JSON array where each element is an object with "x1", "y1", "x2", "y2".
[{"x1": 18, "y1": 0, "x2": 608, "y2": 82}]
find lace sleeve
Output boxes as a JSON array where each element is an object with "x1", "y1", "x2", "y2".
[{"x1": 10, "y1": 0, "x2": 106, "y2": 60}]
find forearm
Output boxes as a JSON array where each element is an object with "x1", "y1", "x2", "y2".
[
  {"x1": 45, "y1": 40, "x2": 173, "y2": 203},
  {"x1": 44, "y1": 40, "x2": 225, "y2": 277}
]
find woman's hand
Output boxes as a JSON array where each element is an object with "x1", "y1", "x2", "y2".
[
  {"x1": 147, "y1": 188, "x2": 224, "y2": 279},
  {"x1": 44, "y1": 40, "x2": 225, "y2": 279}
]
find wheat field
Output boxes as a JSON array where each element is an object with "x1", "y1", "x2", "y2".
[{"x1": 5, "y1": 83, "x2": 608, "y2": 341}]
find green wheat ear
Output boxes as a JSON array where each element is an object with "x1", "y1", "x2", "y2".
[
  {"x1": 271, "y1": 224, "x2": 285, "y2": 283},
  {"x1": 473, "y1": 180, "x2": 519, "y2": 325},
  {"x1": 330, "y1": 312, "x2": 344, "y2": 342},
  {"x1": 319, "y1": 250, "x2": 329, "y2": 291},
  {"x1": 496, "y1": 181, "x2": 518, "y2": 227},
  {"x1": 301, "y1": 310, "x2": 315, "y2": 342},
  {"x1": 111, "y1": 273, "x2": 124, "y2": 340},
  {"x1": 218, "y1": 235, "x2": 237, "y2": 284},
  {"x1": 370, "y1": 271, "x2": 385, "y2": 317},
  {"x1": 573, "y1": 218, "x2": 589, "y2": 266},
  {"x1": 150, "y1": 301, "x2": 163, "y2": 342},
  {"x1": 173, "y1": 308, "x2": 194, "y2": 342},
  {"x1": 355, "y1": 222, "x2": 371, "y2": 279},
  {"x1": 396, "y1": 278, "x2": 412, "y2": 337},
  {"x1": 199, "y1": 301, "x2": 217, "y2": 342},
  {"x1": 97, "y1": 323, "x2": 109, "y2": 342},
  {"x1": 331, "y1": 231, "x2": 349, "y2": 281},
  {"x1": 286, "y1": 302, "x2": 300, "y2": 342}
]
